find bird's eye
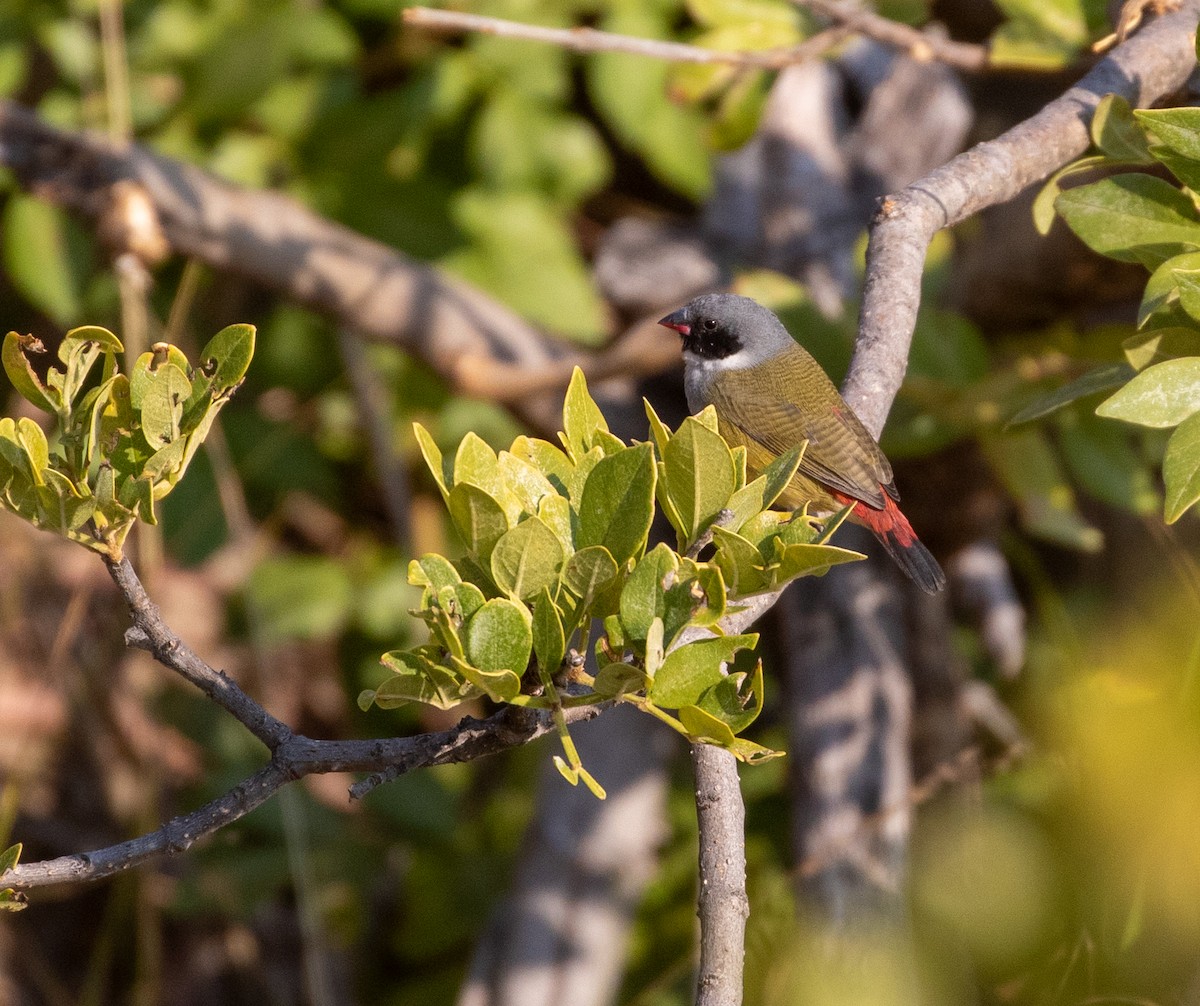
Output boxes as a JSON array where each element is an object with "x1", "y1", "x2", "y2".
[{"x1": 702, "y1": 318, "x2": 718, "y2": 331}]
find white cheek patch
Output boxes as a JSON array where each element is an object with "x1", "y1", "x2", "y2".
[{"x1": 684, "y1": 347, "x2": 759, "y2": 372}]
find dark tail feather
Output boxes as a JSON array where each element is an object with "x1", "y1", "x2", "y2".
[
  {"x1": 873, "y1": 528, "x2": 946, "y2": 594},
  {"x1": 834, "y1": 490, "x2": 947, "y2": 594}
]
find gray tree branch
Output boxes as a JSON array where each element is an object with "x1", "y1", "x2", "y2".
[
  {"x1": 691, "y1": 744, "x2": 748, "y2": 1006},
  {"x1": 845, "y1": 0, "x2": 1200, "y2": 438}
]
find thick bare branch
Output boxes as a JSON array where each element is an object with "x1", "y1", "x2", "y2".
[
  {"x1": 0, "y1": 101, "x2": 580, "y2": 426},
  {"x1": 692, "y1": 744, "x2": 748, "y2": 1006},
  {"x1": 845, "y1": 0, "x2": 1200, "y2": 438},
  {"x1": 404, "y1": 6, "x2": 848, "y2": 68}
]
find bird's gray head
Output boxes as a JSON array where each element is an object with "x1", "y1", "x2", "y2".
[{"x1": 658, "y1": 294, "x2": 795, "y2": 372}]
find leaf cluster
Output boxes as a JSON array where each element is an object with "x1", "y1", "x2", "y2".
[
  {"x1": 1028, "y1": 87, "x2": 1200, "y2": 523},
  {"x1": 362, "y1": 369, "x2": 863, "y2": 795},
  {"x1": 0, "y1": 324, "x2": 254, "y2": 557}
]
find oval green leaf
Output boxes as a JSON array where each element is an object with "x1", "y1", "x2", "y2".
[
  {"x1": 464, "y1": 598, "x2": 533, "y2": 679},
  {"x1": 1055, "y1": 174, "x2": 1200, "y2": 269},
  {"x1": 664, "y1": 415, "x2": 735, "y2": 542},
  {"x1": 1164, "y1": 410, "x2": 1200, "y2": 523},
  {"x1": 490, "y1": 516, "x2": 565, "y2": 601},
  {"x1": 576, "y1": 442, "x2": 656, "y2": 565},
  {"x1": 448, "y1": 482, "x2": 510, "y2": 559},
  {"x1": 1096, "y1": 357, "x2": 1200, "y2": 428},
  {"x1": 650, "y1": 633, "x2": 757, "y2": 709}
]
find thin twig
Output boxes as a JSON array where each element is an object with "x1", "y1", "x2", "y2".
[
  {"x1": 0, "y1": 557, "x2": 600, "y2": 892},
  {"x1": 106, "y1": 556, "x2": 292, "y2": 751},
  {"x1": 798, "y1": 0, "x2": 990, "y2": 71},
  {"x1": 403, "y1": 6, "x2": 849, "y2": 69}
]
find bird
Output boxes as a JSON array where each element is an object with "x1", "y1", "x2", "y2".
[{"x1": 658, "y1": 293, "x2": 946, "y2": 594}]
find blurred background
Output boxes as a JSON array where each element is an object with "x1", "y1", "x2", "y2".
[{"x1": 1, "y1": 0, "x2": 1199, "y2": 1004}]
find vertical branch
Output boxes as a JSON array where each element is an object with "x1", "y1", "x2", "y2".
[{"x1": 692, "y1": 744, "x2": 748, "y2": 1006}]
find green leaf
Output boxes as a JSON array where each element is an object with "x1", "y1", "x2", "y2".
[
  {"x1": 246, "y1": 554, "x2": 354, "y2": 643},
  {"x1": 119, "y1": 475, "x2": 156, "y2": 525},
  {"x1": 593, "y1": 661, "x2": 648, "y2": 698},
  {"x1": 16, "y1": 418, "x2": 48, "y2": 479},
  {"x1": 1055, "y1": 174, "x2": 1200, "y2": 269},
  {"x1": 619, "y1": 543, "x2": 678, "y2": 644},
  {"x1": 587, "y1": 7, "x2": 711, "y2": 200},
  {"x1": 1139, "y1": 252, "x2": 1200, "y2": 326},
  {"x1": 1123, "y1": 327, "x2": 1200, "y2": 370},
  {"x1": 376, "y1": 650, "x2": 480, "y2": 710},
  {"x1": 1164, "y1": 410, "x2": 1200, "y2": 523},
  {"x1": 498, "y1": 450, "x2": 557, "y2": 516},
  {"x1": 712, "y1": 525, "x2": 769, "y2": 595},
  {"x1": 0, "y1": 843, "x2": 21, "y2": 876},
  {"x1": 663, "y1": 415, "x2": 736, "y2": 543},
  {"x1": 723, "y1": 478, "x2": 766, "y2": 535},
  {"x1": 759, "y1": 443, "x2": 805, "y2": 509},
  {"x1": 58, "y1": 326, "x2": 121, "y2": 412},
  {"x1": 576, "y1": 443, "x2": 656, "y2": 566},
  {"x1": 769, "y1": 542, "x2": 864, "y2": 585},
  {"x1": 139, "y1": 363, "x2": 193, "y2": 450},
  {"x1": 443, "y1": 189, "x2": 606, "y2": 344},
  {"x1": 510, "y1": 435, "x2": 574, "y2": 497},
  {"x1": 1147, "y1": 144, "x2": 1200, "y2": 194},
  {"x1": 2, "y1": 194, "x2": 87, "y2": 325},
  {"x1": 645, "y1": 616, "x2": 665, "y2": 678},
  {"x1": 561, "y1": 366, "x2": 609, "y2": 462},
  {"x1": 562, "y1": 545, "x2": 619, "y2": 605},
  {"x1": 537, "y1": 493, "x2": 574, "y2": 555},
  {"x1": 0, "y1": 889, "x2": 28, "y2": 912},
  {"x1": 448, "y1": 482, "x2": 510, "y2": 559},
  {"x1": 143, "y1": 437, "x2": 188, "y2": 485},
  {"x1": 1136, "y1": 107, "x2": 1200, "y2": 190},
  {"x1": 454, "y1": 432, "x2": 507, "y2": 500},
  {"x1": 643, "y1": 399, "x2": 674, "y2": 459},
  {"x1": 678, "y1": 703, "x2": 736, "y2": 745},
  {"x1": 1096, "y1": 357, "x2": 1200, "y2": 428},
  {"x1": 449, "y1": 655, "x2": 522, "y2": 704},
  {"x1": 697, "y1": 660, "x2": 765, "y2": 734},
  {"x1": 724, "y1": 737, "x2": 785, "y2": 763},
  {"x1": 408, "y1": 553, "x2": 461, "y2": 591},
  {"x1": 1094, "y1": 95, "x2": 1154, "y2": 163},
  {"x1": 490, "y1": 516, "x2": 565, "y2": 601},
  {"x1": 1033, "y1": 156, "x2": 1112, "y2": 235},
  {"x1": 533, "y1": 588, "x2": 566, "y2": 677},
  {"x1": 199, "y1": 323, "x2": 255, "y2": 394},
  {"x1": 1007, "y1": 363, "x2": 1136, "y2": 425},
  {"x1": 3, "y1": 332, "x2": 58, "y2": 414},
  {"x1": 413, "y1": 422, "x2": 450, "y2": 499},
  {"x1": 463, "y1": 597, "x2": 533, "y2": 679},
  {"x1": 650, "y1": 633, "x2": 758, "y2": 708}
]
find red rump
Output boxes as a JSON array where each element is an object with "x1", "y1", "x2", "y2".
[{"x1": 829, "y1": 488, "x2": 918, "y2": 547}]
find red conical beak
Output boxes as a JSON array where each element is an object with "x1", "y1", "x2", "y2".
[{"x1": 658, "y1": 308, "x2": 690, "y2": 336}]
